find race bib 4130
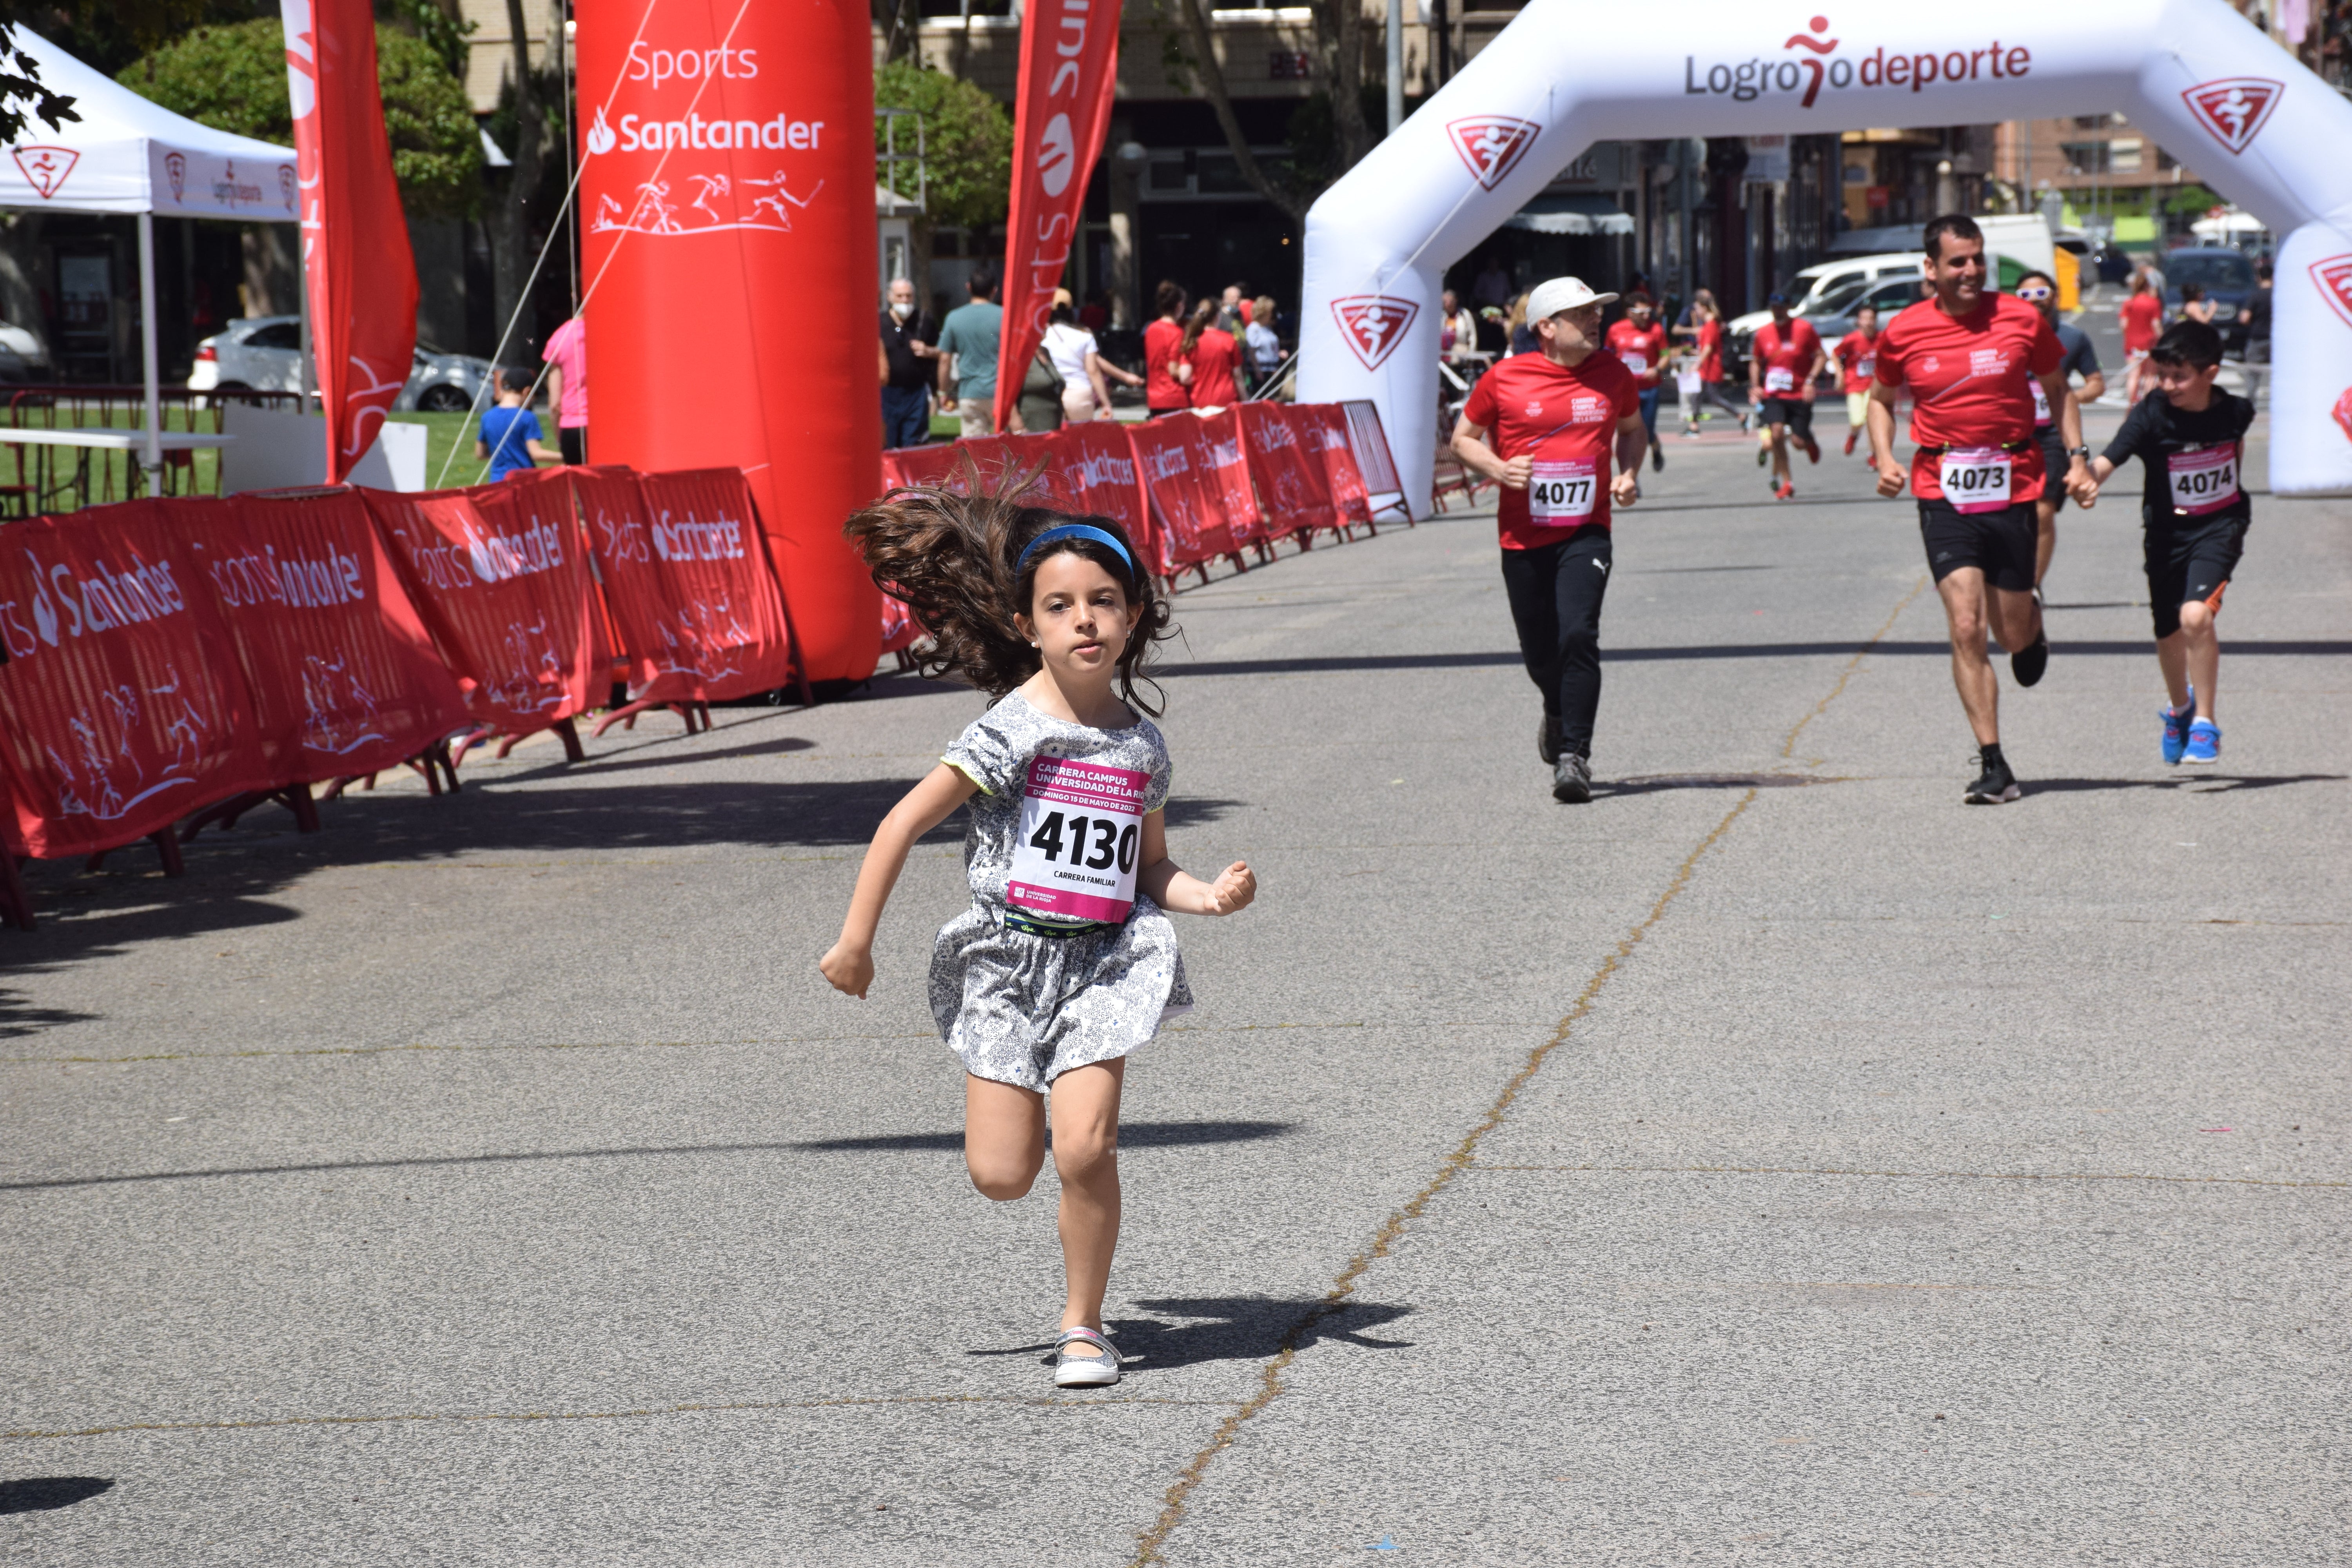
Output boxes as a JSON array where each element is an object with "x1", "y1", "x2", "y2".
[{"x1": 1007, "y1": 755, "x2": 1148, "y2": 925}]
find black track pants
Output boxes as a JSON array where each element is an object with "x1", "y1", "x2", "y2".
[{"x1": 1499, "y1": 524, "x2": 1613, "y2": 757}]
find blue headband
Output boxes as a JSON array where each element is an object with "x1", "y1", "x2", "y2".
[{"x1": 1016, "y1": 523, "x2": 1135, "y2": 579}]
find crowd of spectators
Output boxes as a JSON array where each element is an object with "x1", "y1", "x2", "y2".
[{"x1": 876, "y1": 273, "x2": 1290, "y2": 447}]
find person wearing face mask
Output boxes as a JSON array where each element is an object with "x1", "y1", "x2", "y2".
[{"x1": 880, "y1": 277, "x2": 941, "y2": 449}]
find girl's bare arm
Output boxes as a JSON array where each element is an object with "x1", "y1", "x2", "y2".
[
  {"x1": 819, "y1": 764, "x2": 980, "y2": 997},
  {"x1": 1134, "y1": 809, "x2": 1255, "y2": 917}
]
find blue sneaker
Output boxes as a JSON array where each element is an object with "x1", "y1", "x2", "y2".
[
  {"x1": 2183, "y1": 719, "x2": 2220, "y2": 765},
  {"x1": 2159, "y1": 690, "x2": 2195, "y2": 765}
]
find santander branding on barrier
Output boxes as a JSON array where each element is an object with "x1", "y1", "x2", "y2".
[
  {"x1": 576, "y1": 468, "x2": 799, "y2": 706},
  {"x1": 177, "y1": 492, "x2": 467, "y2": 784},
  {"x1": 0, "y1": 506, "x2": 268, "y2": 857}
]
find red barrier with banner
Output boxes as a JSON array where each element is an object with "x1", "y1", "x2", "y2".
[
  {"x1": 1124, "y1": 416, "x2": 1238, "y2": 576},
  {"x1": 1303, "y1": 403, "x2": 1377, "y2": 529},
  {"x1": 174, "y1": 491, "x2": 466, "y2": 784},
  {"x1": 1239, "y1": 403, "x2": 1337, "y2": 540},
  {"x1": 993, "y1": 0, "x2": 1120, "y2": 434},
  {"x1": 1193, "y1": 409, "x2": 1264, "y2": 548},
  {"x1": 572, "y1": 468, "x2": 801, "y2": 704},
  {"x1": 1038, "y1": 422, "x2": 1153, "y2": 563},
  {"x1": 0, "y1": 503, "x2": 271, "y2": 857},
  {"x1": 574, "y1": 1, "x2": 879, "y2": 686},
  {"x1": 362, "y1": 486, "x2": 604, "y2": 735}
]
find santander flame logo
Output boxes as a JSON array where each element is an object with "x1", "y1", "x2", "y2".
[
  {"x1": 2181, "y1": 78, "x2": 2281, "y2": 154},
  {"x1": 2311, "y1": 256, "x2": 2352, "y2": 331},
  {"x1": 12, "y1": 146, "x2": 78, "y2": 199},
  {"x1": 1330, "y1": 295, "x2": 1419, "y2": 371},
  {"x1": 1446, "y1": 116, "x2": 1539, "y2": 191},
  {"x1": 164, "y1": 152, "x2": 186, "y2": 203},
  {"x1": 585, "y1": 105, "x2": 617, "y2": 156}
]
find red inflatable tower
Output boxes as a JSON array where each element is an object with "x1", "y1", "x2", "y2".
[{"x1": 574, "y1": 0, "x2": 881, "y2": 685}]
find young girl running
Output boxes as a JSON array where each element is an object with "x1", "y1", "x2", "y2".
[{"x1": 820, "y1": 486, "x2": 1257, "y2": 1388}]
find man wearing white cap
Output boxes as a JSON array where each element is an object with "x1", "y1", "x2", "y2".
[{"x1": 1452, "y1": 276, "x2": 1647, "y2": 804}]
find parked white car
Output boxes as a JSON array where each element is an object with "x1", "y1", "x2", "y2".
[
  {"x1": 189, "y1": 315, "x2": 496, "y2": 412},
  {"x1": 0, "y1": 317, "x2": 48, "y2": 380}
]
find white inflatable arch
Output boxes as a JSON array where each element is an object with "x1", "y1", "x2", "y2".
[{"x1": 1298, "y1": 0, "x2": 2352, "y2": 513}]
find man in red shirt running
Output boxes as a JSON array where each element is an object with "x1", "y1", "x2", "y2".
[
  {"x1": 1605, "y1": 291, "x2": 1670, "y2": 474},
  {"x1": 1868, "y1": 214, "x2": 2099, "y2": 804},
  {"x1": 1834, "y1": 304, "x2": 1882, "y2": 456},
  {"x1": 1452, "y1": 276, "x2": 1646, "y2": 804},
  {"x1": 1749, "y1": 292, "x2": 1825, "y2": 501}
]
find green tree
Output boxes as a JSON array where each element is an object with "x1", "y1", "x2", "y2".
[
  {"x1": 118, "y1": 18, "x2": 483, "y2": 219},
  {"x1": 874, "y1": 60, "x2": 1013, "y2": 232}
]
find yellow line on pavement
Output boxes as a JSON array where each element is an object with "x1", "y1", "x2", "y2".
[{"x1": 1126, "y1": 575, "x2": 1931, "y2": 1567}]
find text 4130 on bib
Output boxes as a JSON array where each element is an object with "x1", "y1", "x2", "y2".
[{"x1": 1007, "y1": 755, "x2": 1148, "y2": 925}]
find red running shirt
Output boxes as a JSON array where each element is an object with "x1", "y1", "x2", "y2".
[
  {"x1": 1751, "y1": 319, "x2": 1822, "y2": 397},
  {"x1": 1605, "y1": 319, "x2": 1669, "y2": 389},
  {"x1": 1695, "y1": 318, "x2": 1723, "y2": 382},
  {"x1": 1186, "y1": 328, "x2": 1240, "y2": 407},
  {"x1": 2119, "y1": 292, "x2": 2163, "y2": 354},
  {"x1": 1460, "y1": 349, "x2": 1639, "y2": 547},
  {"x1": 1144, "y1": 318, "x2": 1186, "y2": 410},
  {"x1": 1834, "y1": 329, "x2": 1880, "y2": 394},
  {"x1": 1874, "y1": 292, "x2": 2063, "y2": 503}
]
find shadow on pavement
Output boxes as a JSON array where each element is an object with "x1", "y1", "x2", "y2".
[
  {"x1": 0, "y1": 784, "x2": 1250, "y2": 967},
  {"x1": 973, "y1": 1297, "x2": 1416, "y2": 1371},
  {"x1": 0, "y1": 1477, "x2": 114, "y2": 1514},
  {"x1": 1597, "y1": 773, "x2": 1847, "y2": 796},
  {"x1": 1164, "y1": 640, "x2": 2352, "y2": 680},
  {"x1": 791, "y1": 1119, "x2": 1296, "y2": 1154},
  {"x1": 2023, "y1": 773, "x2": 2345, "y2": 795}
]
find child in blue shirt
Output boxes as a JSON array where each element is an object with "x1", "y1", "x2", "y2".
[{"x1": 476, "y1": 368, "x2": 560, "y2": 481}]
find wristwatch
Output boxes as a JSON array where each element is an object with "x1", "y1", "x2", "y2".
[{"x1": 2068, "y1": 445, "x2": 2091, "y2": 460}]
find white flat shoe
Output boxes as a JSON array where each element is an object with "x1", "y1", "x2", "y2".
[{"x1": 1053, "y1": 1327, "x2": 1121, "y2": 1387}]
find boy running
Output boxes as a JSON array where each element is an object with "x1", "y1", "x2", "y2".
[
  {"x1": 1835, "y1": 306, "x2": 1881, "y2": 456},
  {"x1": 2087, "y1": 320, "x2": 2250, "y2": 766}
]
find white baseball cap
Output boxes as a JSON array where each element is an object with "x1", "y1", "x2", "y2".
[{"x1": 1526, "y1": 276, "x2": 1619, "y2": 320}]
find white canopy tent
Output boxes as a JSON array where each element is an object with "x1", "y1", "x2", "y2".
[{"x1": 0, "y1": 25, "x2": 299, "y2": 477}]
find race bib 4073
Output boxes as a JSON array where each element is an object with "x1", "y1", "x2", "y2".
[
  {"x1": 1007, "y1": 755, "x2": 1148, "y2": 925},
  {"x1": 1939, "y1": 446, "x2": 2013, "y2": 514}
]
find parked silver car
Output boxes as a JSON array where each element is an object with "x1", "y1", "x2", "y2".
[{"x1": 188, "y1": 316, "x2": 495, "y2": 412}]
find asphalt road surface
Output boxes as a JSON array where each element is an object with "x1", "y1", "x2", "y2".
[{"x1": 5, "y1": 419, "x2": 2346, "y2": 1565}]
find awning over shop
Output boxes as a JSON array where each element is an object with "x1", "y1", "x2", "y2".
[{"x1": 1505, "y1": 193, "x2": 1635, "y2": 236}]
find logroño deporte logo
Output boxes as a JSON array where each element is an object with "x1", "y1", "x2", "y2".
[{"x1": 1686, "y1": 16, "x2": 2036, "y2": 111}]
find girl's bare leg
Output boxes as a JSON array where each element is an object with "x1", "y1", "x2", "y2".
[
  {"x1": 1046, "y1": 1057, "x2": 1125, "y2": 1334},
  {"x1": 965, "y1": 1074, "x2": 1045, "y2": 1201}
]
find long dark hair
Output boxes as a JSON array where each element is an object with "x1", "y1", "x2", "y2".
[
  {"x1": 844, "y1": 465, "x2": 1175, "y2": 715},
  {"x1": 1180, "y1": 299, "x2": 1218, "y2": 355}
]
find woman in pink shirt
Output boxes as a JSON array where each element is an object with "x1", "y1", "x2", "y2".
[{"x1": 542, "y1": 316, "x2": 589, "y2": 465}]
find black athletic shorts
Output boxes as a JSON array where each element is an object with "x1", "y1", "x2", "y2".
[
  {"x1": 2145, "y1": 512, "x2": 2247, "y2": 639},
  {"x1": 1760, "y1": 395, "x2": 1813, "y2": 437},
  {"x1": 2033, "y1": 426, "x2": 2069, "y2": 513},
  {"x1": 1918, "y1": 499, "x2": 2037, "y2": 592},
  {"x1": 558, "y1": 425, "x2": 586, "y2": 466}
]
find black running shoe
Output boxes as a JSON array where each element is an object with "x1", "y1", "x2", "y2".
[
  {"x1": 1964, "y1": 752, "x2": 2021, "y2": 804},
  {"x1": 1650, "y1": 440, "x2": 1665, "y2": 473},
  {"x1": 1537, "y1": 713, "x2": 1563, "y2": 765},
  {"x1": 1553, "y1": 752, "x2": 1593, "y2": 804},
  {"x1": 2010, "y1": 632, "x2": 2049, "y2": 688}
]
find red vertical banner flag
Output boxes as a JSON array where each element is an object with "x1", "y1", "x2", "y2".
[
  {"x1": 994, "y1": 0, "x2": 1120, "y2": 433},
  {"x1": 281, "y1": 0, "x2": 419, "y2": 483}
]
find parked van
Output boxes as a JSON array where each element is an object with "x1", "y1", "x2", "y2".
[{"x1": 1724, "y1": 216, "x2": 2089, "y2": 375}]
